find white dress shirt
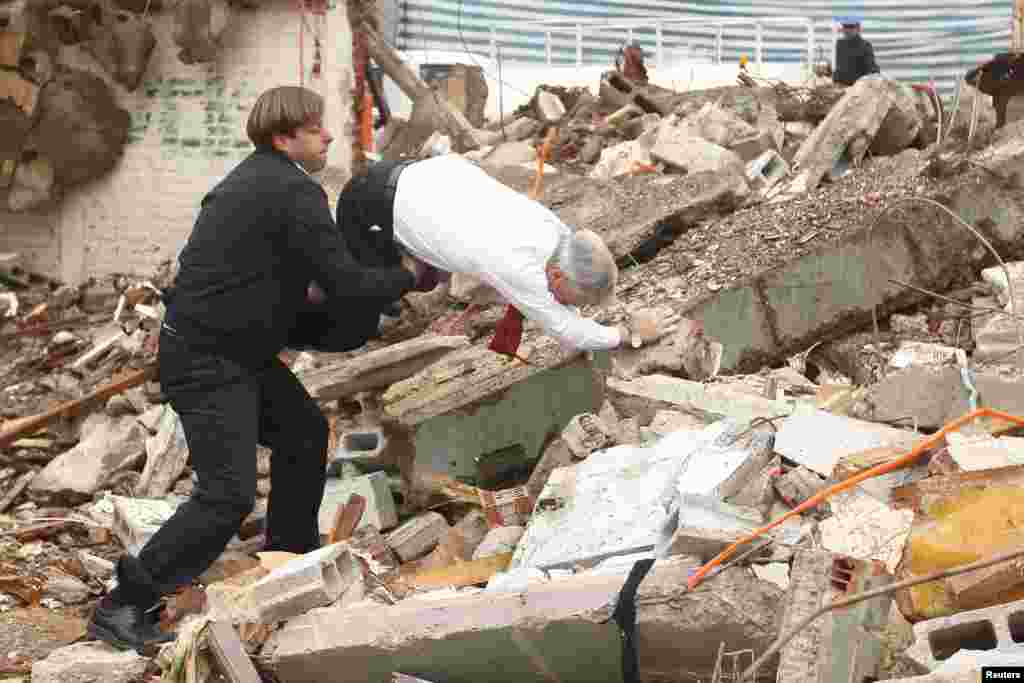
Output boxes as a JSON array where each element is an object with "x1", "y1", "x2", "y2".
[{"x1": 392, "y1": 155, "x2": 622, "y2": 351}]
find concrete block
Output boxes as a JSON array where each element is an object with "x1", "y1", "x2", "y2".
[
  {"x1": 905, "y1": 598, "x2": 1024, "y2": 670},
  {"x1": 318, "y1": 472, "x2": 398, "y2": 535},
  {"x1": 331, "y1": 429, "x2": 390, "y2": 472},
  {"x1": 245, "y1": 544, "x2": 363, "y2": 624},
  {"x1": 776, "y1": 550, "x2": 893, "y2": 683},
  {"x1": 32, "y1": 642, "x2": 149, "y2": 683},
  {"x1": 269, "y1": 558, "x2": 783, "y2": 683},
  {"x1": 386, "y1": 511, "x2": 449, "y2": 562}
]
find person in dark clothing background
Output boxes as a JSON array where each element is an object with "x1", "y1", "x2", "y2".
[
  {"x1": 833, "y1": 18, "x2": 879, "y2": 86},
  {"x1": 87, "y1": 86, "x2": 424, "y2": 651}
]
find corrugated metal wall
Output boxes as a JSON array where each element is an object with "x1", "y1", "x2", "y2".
[{"x1": 395, "y1": 0, "x2": 1012, "y2": 93}]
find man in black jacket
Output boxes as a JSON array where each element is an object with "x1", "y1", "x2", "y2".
[
  {"x1": 833, "y1": 19, "x2": 879, "y2": 87},
  {"x1": 88, "y1": 86, "x2": 422, "y2": 651}
]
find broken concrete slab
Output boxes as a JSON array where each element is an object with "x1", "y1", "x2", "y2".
[
  {"x1": 651, "y1": 126, "x2": 747, "y2": 179},
  {"x1": 515, "y1": 419, "x2": 771, "y2": 571},
  {"x1": 782, "y1": 75, "x2": 906, "y2": 198},
  {"x1": 29, "y1": 413, "x2": 145, "y2": 502},
  {"x1": 819, "y1": 488, "x2": 914, "y2": 573},
  {"x1": 269, "y1": 558, "x2": 782, "y2": 683},
  {"x1": 870, "y1": 80, "x2": 924, "y2": 156},
  {"x1": 32, "y1": 642, "x2": 149, "y2": 683},
  {"x1": 44, "y1": 573, "x2": 91, "y2": 604},
  {"x1": 774, "y1": 410, "x2": 918, "y2": 477},
  {"x1": 776, "y1": 550, "x2": 893, "y2": 683},
  {"x1": 905, "y1": 597, "x2": 1024, "y2": 670},
  {"x1": 946, "y1": 432, "x2": 1024, "y2": 472},
  {"x1": 318, "y1": 472, "x2": 398, "y2": 535},
  {"x1": 607, "y1": 374, "x2": 804, "y2": 425},
  {"x1": 588, "y1": 138, "x2": 653, "y2": 180},
  {"x1": 544, "y1": 168, "x2": 748, "y2": 264},
  {"x1": 382, "y1": 343, "x2": 608, "y2": 485},
  {"x1": 682, "y1": 102, "x2": 759, "y2": 149}
]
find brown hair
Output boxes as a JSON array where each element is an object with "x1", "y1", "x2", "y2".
[{"x1": 246, "y1": 86, "x2": 324, "y2": 148}]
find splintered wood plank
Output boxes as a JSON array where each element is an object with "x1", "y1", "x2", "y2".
[
  {"x1": 403, "y1": 552, "x2": 513, "y2": 589},
  {"x1": 329, "y1": 493, "x2": 366, "y2": 544}
]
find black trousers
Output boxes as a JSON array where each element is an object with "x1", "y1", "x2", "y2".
[{"x1": 113, "y1": 327, "x2": 328, "y2": 607}]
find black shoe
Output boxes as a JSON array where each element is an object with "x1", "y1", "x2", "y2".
[{"x1": 88, "y1": 596, "x2": 174, "y2": 653}]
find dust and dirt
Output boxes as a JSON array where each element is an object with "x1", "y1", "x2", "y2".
[{"x1": 0, "y1": 606, "x2": 88, "y2": 664}]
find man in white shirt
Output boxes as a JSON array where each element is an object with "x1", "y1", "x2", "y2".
[{"x1": 335, "y1": 154, "x2": 674, "y2": 354}]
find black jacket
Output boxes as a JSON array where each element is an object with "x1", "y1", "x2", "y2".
[
  {"x1": 163, "y1": 147, "x2": 415, "y2": 367},
  {"x1": 834, "y1": 34, "x2": 879, "y2": 86}
]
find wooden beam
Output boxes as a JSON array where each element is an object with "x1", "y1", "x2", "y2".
[
  {"x1": 361, "y1": 23, "x2": 482, "y2": 152},
  {"x1": 0, "y1": 365, "x2": 156, "y2": 448},
  {"x1": 329, "y1": 493, "x2": 366, "y2": 544},
  {"x1": 206, "y1": 621, "x2": 263, "y2": 683}
]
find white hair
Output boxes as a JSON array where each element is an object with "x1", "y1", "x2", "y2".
[{"x1": 553, "y1": 228, "x2": 618, "y2": 306}]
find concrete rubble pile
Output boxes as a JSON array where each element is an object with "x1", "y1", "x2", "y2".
[{"x1": 6, "y1": 64, "x2": 1024, "y2": 683}]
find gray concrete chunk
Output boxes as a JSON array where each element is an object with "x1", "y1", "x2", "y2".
[
  {"x1": 269, "y1": 558, "x2": 781, "y2": 683},
  {"x1": 32, "y1": 642, "x2": 149, "y2": 683}
]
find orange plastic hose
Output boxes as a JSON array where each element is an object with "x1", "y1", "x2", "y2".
[
  {"x1": 686, "y1": 407, "x2": 1024, "y2": 591},
  {"x1": 529, "y1": 127, "x2": 558, "y2": 200}
]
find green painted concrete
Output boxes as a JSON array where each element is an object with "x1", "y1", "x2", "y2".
[
  {"x1": 129, "y1": 75, "x2": 259, "y2": 159},
  {"x1": 413, "y1": 353, "x2": 609, "y2": 484},
  {"x1": 689, "y1": 169, "x2": 1024, "y2": 372}
]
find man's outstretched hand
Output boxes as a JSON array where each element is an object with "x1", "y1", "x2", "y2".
[{"x1": 621, "y1": 309, "x2": 682, "y2": 348}]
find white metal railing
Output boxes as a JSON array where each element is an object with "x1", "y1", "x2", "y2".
[
  {"x1": 487, "y1": 15, "x2": 819, "y2": 70},
  {"x1": 477, "y1": 13, "x2": 1012, "y2": 77}
]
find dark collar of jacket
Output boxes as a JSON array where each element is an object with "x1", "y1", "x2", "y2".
[{"x1": 251, "y1": 145, "x2": 319, "y2": 184}]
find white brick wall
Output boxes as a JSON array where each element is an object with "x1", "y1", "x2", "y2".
[{"x1": 0, "y1": 0, "x2": 353, "y2": 284}]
